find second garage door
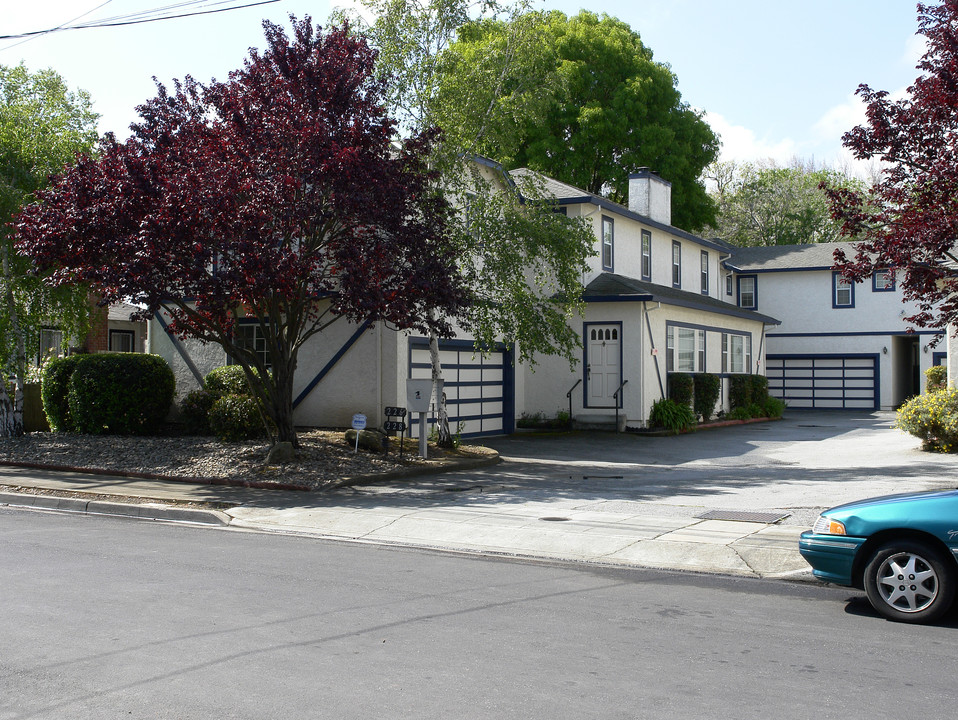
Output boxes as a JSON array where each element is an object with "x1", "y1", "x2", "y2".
[{"x1": 766, "y1": 354, "x2": 878, "y2": 410}]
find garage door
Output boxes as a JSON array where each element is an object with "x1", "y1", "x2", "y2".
[
  {"x1": 766, "y1": 354, "x2": 878, "y2": 410},
  {"x1": 408, "y1": 338, "x2": 514, "y2": 438}
]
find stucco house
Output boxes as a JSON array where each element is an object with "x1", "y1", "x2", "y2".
[{"x1": 722, "y1": 242, "x2": 941, "y2": 410}]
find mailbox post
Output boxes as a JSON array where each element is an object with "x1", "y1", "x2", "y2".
[{"x1": 406, "y1": 378, "x2": 442, "y2": 458}]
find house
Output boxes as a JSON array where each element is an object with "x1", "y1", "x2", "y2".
[
  {"x1": 149, "y1": 164, "x2": 783, "y2": 436},
  {"x1": 514, "y1": 169, "x2": 780, "y2": 429},
  {"x1": 722, "y1": 243, "x2": 940, "y2": 410}
]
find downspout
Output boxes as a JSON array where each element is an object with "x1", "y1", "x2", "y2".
[{"x1": 644, "y1": 302, "x2": 665, "y2": 399}]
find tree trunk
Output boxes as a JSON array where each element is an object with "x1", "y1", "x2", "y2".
[{"x1": 428, "y1": 329, "x2": 453, "y2": 447}]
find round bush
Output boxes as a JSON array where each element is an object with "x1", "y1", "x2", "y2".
[
  {"x1": 204, "y1": 365, "x2": 256, "y2": 397},
  {"x1": 40, "y1": 354, "x2": 85, "y2": 431},
  {"x1": 896, "y1": 389, "x2": 958, "y2": 452},
  {"x1": 180, "y1": 389, "x2": 217, "y2": 435},
  {"x1": 208, "y1": 394, "x2": 269, "y2": 442},
  {"x1": 67, "y1": 354, "x2": 175, "y2": 435},
  {"x1": 926, "y1": 365, "x2": 947, "y2": 393}
]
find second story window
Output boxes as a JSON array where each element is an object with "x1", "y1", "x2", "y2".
[
  {"x1": 726, "y1": 272, "x2": 733, "y2": 296},
  {"x1": 738, "y1": 275, "x2": 757, "y2": 309},
  {"x1": 641, "y1": 230, "x2": 652, "y2": 281},
  {"x1": 701, "y1": 250, "x2": 709, "y2": 295},
  {"x1": 672, "y1": 241, "x2": 681, "y2": 288},
  {"x1": 873, "y1": 268, "x2": 895, "y2": 291},
  {"x1": 602, "y1": 216, "x2": 614, "y2": 271},
  {"x1": 833, "y1": 272, "x2": 854, "y2": 308}
]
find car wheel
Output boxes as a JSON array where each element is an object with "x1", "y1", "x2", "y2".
[{"x1": 864, "y1": 540, "x2": 956, "y2": 623}]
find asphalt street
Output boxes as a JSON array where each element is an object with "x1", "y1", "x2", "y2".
[{"x1": 3, "y1": 508, "x2": 957, "y2": 720}]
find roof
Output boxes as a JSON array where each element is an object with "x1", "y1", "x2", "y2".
[
  {"x1": 107, "y1": 302, "x2": 147, "y2": 322},
  {"x1": 584, "y1": 273, "x2": 781, "y2": 325},
  {"x1": 509, "y1": 168, "x2": 730, "y2": 254},
  {"x1": 723, "y1": 242, "x2": 858, "y2": 273}
]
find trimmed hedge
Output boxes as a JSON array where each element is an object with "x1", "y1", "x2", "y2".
[
  {"x1": 668, "y1": 373, "x2": 694, "y2": 406},
  {"x1": 730, "y1": 374, "x2": 770, "y2": 410},
  {"x1": 40, "y1": 355, "x2": 84, "y2": 431},
  {"x1": 208, "y1": 393, "x2": 269, "y2": 442},
  {"x1": 204, "y1": 365, "x2": 256, "y2": 397},
  {"x1": 693, "y1": 373, "x2": 721, "y2": 422},
  {"x1": 179, "y1": 365, "x2": 268, "y2": 437},
  {"x1": 42, "y1": 353, "x2": 175, "y2": 435}
]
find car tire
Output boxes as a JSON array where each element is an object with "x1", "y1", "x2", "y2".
[{"x1": 864, "y1": 540, "x2": 956, "y2": 624}]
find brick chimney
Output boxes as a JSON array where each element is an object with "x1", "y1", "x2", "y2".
[{"x1": 628, "y1": 168, "x2": 672, "y2": 226}]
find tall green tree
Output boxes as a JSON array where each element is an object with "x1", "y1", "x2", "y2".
[
  {"x1": 432, "y1": 10, "x2": 720, "y2": 231},
  {"x1": 1, "y1": 63, "x2": 99, "y2": 436},
  {"x1": 705, "y1": 158, "x2": 863, "y2": 247},
  {"x1": 339, "y1": 0, "x2": 595, "y2": 445}
]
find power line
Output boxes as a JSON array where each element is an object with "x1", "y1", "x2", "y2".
[{"x1": 0, "y1": 0, "x2": 282, "y2": 42}]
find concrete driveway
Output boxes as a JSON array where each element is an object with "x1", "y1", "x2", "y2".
[{"x1": 226, "y1": 410, "x2": 958, "y2": 577}]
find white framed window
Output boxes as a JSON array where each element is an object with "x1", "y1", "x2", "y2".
[
  {"x1": 109, "y1": 330, "x2": 135, "y2": 353},
  {"x1": 38, "y1": 327, "x2": 64, "y2": 362},
  {"x1": 641, "y1": 230, "x2": 652, "y2": 281},
  {"x1": 232, "y1": 323, "x2": 271, "y2": 369},
  {"x1": 667, "y1": 326, "x2": 706, "y2": 373},
  {"x1": 726, "y1": 273, "x2": 733, "y2": 296},
  {"x1": 701, "y1": 250, "x2": 709, "y2": 295},
  {"x1": 672, "y1": 241, "x2": 682, "y2": 287},
  {"x1": 873, "y1": 269, "x2": 895, "y2": 291},
  {"x1": 601, "y1": 216, "x2": 614, "y2": 271},
  {"x1": 738, "y1": 275, "x2": 757, "y2": 309},
  {"x1": 833, "y1": 272, "x2": 854, "y2": 308},
  {"x1": 722, "y1": 333, "x2": 752, "y2": 374}
]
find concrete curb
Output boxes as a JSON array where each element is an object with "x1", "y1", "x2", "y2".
[
  {"x1": 330, "y1": 454, "x2": 502, "y2": 489},
  {"x1": 0, "y1": 491, "x2": 231, "y2": 526}
]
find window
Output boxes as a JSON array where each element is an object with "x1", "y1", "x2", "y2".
[
  {"x1": 738, "y1": 275, "x2": 757, "y2": 309},
  {"x1": 641, "y1": 230, "x2": 652, "y2": 281},
  {"x1": 233, "y1": 323, "x2": 271, "y2": 369},
  {"x1": 725, "y1": 273, "x2": 733, "y2": 296},
  {"x1": 722, "y1": 333, "x2": 752, "y2": 374},
  {"x1": 672, "y1": 241, "x2": 682, "y2": 288},
  {"x1": 701, "y1": 251, "x2": 709, "y2": 295},
  {"x1": 109, "y1": 330, "x2": 135, "y2": 353},
  {"x1": 38, "y1": 327, "x2": 63, "y2": 362},
  {"x1": 601, "y1": 216, "x2": 614, "y2": 271},
  {"x1": 666, "y1": 325, "x2": 706, "y2": 373},
  {"x1": 873, "y1": 269, "x2": 895, "y2": 292},
  {"x1": 833, "y1": 272, "x2": 854, "y2": 308}
]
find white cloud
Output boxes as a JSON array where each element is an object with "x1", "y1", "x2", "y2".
[
  {"x1": 703, "y1": 110, "x2": 798, "y2": 165},
  {"x1": 903, "y1": 33, "x2": 927, "y2": 67}
]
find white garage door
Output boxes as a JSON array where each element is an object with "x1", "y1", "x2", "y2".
[
  {"x1": 766, "y1": 354, "x2": 878, "y2": 410},
  {"x1": 408, "y1": 338, "x2": 514, "y2": 437}
]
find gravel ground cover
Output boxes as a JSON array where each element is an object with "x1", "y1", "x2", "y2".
[{"x1": 0, "y1": 430, "x2": 491, "y2": 491}]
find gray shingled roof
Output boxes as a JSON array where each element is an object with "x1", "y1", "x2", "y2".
[
  {"x1": 724, "y1": 242, "x2": 857, "y2": 272},
  {"x1": 584, "y1": 273, "x2": 780, "y2": 325}
]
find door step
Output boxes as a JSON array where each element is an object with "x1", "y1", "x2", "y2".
[{"x1": 573, "y1": 413, "x2": 627, "y2": 432}]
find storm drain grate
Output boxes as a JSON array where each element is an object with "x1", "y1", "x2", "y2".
[
  {"x1": 540, "y1": 516, "x2": 571, "y2": 522},
  {"x1": 696, "y1": 510, "x2": 790, "y2": 524}
]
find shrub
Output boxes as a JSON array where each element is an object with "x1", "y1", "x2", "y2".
[
  {"x1": 745, "y1": 403, "x2": 766, "y2": 418},
  {"x1": 926, "y1": 365, "x2": 947, "y2": 393},
  {"x1": 40, "y1": 354, "x2": 84, "y2": 431},
  {"x1": 749, "y1": 374, "x2": 770, "y2": 404},
  {"x1": 208, "y1": 394, "x2": 269, "y2": 442},
  {"x1": 727, "y1": 406, "x2": 753, "y2": 421},
  {"x1": 204, "y1": 365, "x2": 255, "y2": 397},
  {"x1": 729, "y1": 375, "x2": 752, "y2": 409},
  {"x1": 67, "y1": 354, "x2": 175, "y2": 435},
  {"x1": 693, "y1": 373, "x2": 721, "y2": 422},
  {"x1": 763, "y1": 396, "x2": 786, "y2": 418},
  {"x1": 180, "y1": 389, "x2": 217, "y2": 435},
  {"x1": 648, "y1": 398, "x2": 697, "y2": 435},
  {"x1": 668, "y1": 373, "x2": 694, "y2": 406},
  {"x1": 896, "y1": 388, "x2": 958, "y2": 452}
]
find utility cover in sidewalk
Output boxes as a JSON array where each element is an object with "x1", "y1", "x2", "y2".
[{"x1": 696, "y1": 510, "x2": 789, "y2": 523}]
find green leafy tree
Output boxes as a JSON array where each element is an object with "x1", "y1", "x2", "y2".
[
  {"x1": 432, "y1": 10, "x2": 720, "y2": 231},
  {"x1": 0, "y1": 63, "x2": 99, "y2": 437},
  {"x1": 705, "y1": 158, "x2": 863, "y2": 247},
  {"x1": 339, "y1": 0, "x2": 596, "y2": 445}
]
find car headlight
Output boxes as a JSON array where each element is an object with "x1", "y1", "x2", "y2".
[{"x1": 812, "y1": 515, "x2": 847, "y2": 535}]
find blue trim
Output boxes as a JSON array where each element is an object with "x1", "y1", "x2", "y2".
[
  {"x1": 641, "y1": 229, "x2": 652, "y2": 282},
  {"x1": 934, "y1": 351, "x2": 947, "y2": 367},
  {"x1": 154, "y1": 312, "x2": 204, "y2": 385},
  {"x1": 766, "y1": 353, "x2": 879, "y2": 410},
  {"x1": 601, "y1": 215, "x2": 614, "y2": 272},
  {"x1": 292, "y1": 319, "x2": 374, "y2": 409},
  {"x1": 737, "y1": 275, "x2": 757, "y2": 310},
  {"x1": 584, "y1": 294, "x2": 653, "y2": 303},
  {"x1": 768, "y1": 330, "x2": 941, "y2": 338},
  {"x1": 671, "y1": 240, "x2": 682, "y2": 288},
  {"x1": 832, "y1": 271, "x2": 855, "y2": 309},
  {"x1": 725, "y1": 273, "x2": 733, "y2": 296},
  {"x1": 872, "y1": 269, "x2": 896, "y2": 292},
  {"x1": 723, "y1": 265, "x2": 835, "y2": 274},
  {"x1": 583, "y1": 321, "x2": 624, "y2": 409}
]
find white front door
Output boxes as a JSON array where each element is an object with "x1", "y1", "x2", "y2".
[{"x1": 587, "y1": 324, "x2": 621, "y2": 407}]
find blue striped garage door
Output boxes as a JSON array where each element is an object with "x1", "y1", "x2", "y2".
[
  {"x1": 408, "y1": 338, "x2": 515, "y2": 438},
  {"x1": 766, "y1": 354, "x2": 879, "y2": 410},
  {"x1": 765, "y1": 354, "x2": 879, "y2": 410}
]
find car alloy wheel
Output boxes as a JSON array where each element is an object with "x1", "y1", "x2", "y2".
[{"x1": 864, "y1": 540, "x2": 956, "y2": 624}]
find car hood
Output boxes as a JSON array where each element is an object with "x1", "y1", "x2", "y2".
[
  {"x1": 821, "y1": 488, "x2": 958, "y2": 539},
  {"x1": 824, "y1": 488, "x2": 958, "y2": 515}
]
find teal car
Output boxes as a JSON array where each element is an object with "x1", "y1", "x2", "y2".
[{"x1": 799, "y1": 489, "x2": 958, "y2": 623}]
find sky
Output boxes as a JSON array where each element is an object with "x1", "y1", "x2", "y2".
[{"x1": 1, "y1": 0, "x2": 927, "y2": 175}]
